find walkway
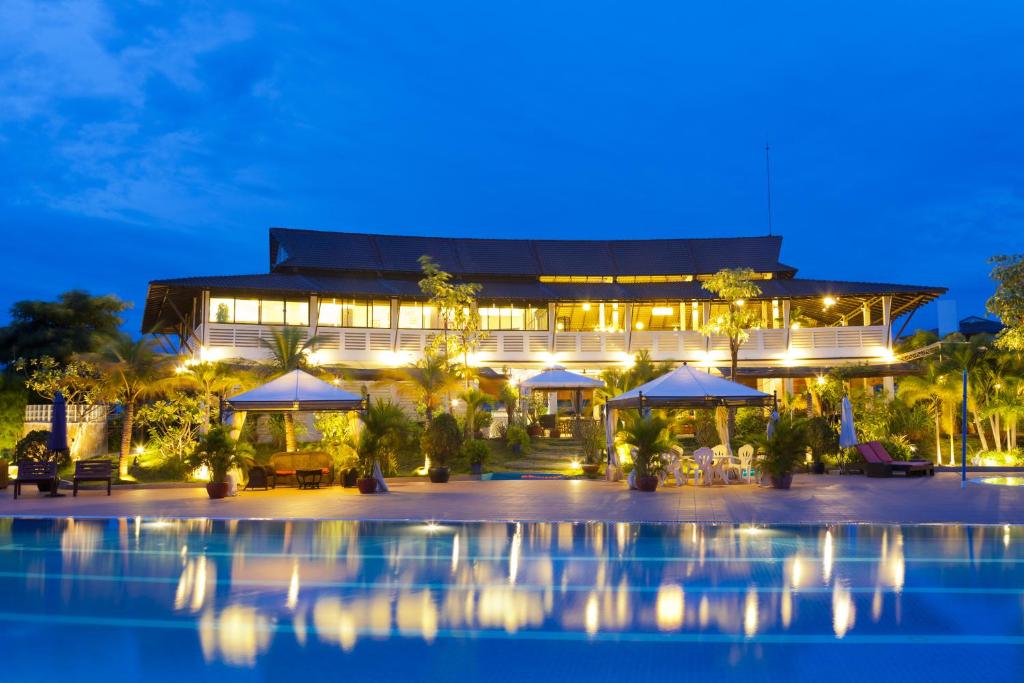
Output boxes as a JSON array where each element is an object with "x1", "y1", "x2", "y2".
[{"x1": 2, "y1": 473, "x2": 1023, "y2": 524}]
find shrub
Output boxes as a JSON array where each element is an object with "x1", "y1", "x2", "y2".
[
  {"x1": 805, "y1": 416, "x2": 839, "y2": 463},
  {"x1": 693, "y1": 410, "x2": 718, "y2": 449},
  {"x1": 461, "y1": 439, "x2": 489, "y2": 467},
  {"x1": 421, "y1": 412, "x2": 461, "y2": 468},
  {"x1": 314, "y1": 411, "x2": 361, "y2": 471},
  {"x1": 0, "y1": 375, "x2": 27, "y2": 452},
  {"x1": 135, "y1": 394, "x2": 203, "y2": 470},
  {"x1": 619, "y1": 413, "x2": 673, "y2": 479},
  {"x1": 505, "y1": 423, "x2": 530, "y2": 452},
  {"x1": 186, "y1": 427, "x2": 250, "y2": 483},
  {"x1": 735, "y1": 407, "x2": 768, "y2": 445},
  {"x1": 880, "y1": 435, "x2": 916, "y2": 461},
  {"x1": 14, "y1": 430, "x2": 70, "y2": 469},
  {"x1": 577, "y1": 419, "x2": 605, "y2": 465}
]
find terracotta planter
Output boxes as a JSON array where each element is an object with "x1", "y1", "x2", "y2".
[
  {"x1": 770, "y1": 473, "x2": 794, "y2": 489},
  {"x1": 582, "y1": 463, "x2": 601, "y2": 478},
  {"x1": 527, "y1": 424, "x2": 543, "y2": 438},
  {"x1": 428, "y1": 467, "x2": 450, "y2": 483},
  {"x1": 357, "y1": 477, "x2": 378, "y2": 494},
  {"x1": 810, "y1": 462, "x2": 826, "y2": 475},
  {"x1": 635, "y1": 475, "x2": 659, "y2": 492},
  {"x1": 206, "y1": 482, "x2": 229, "y2": 499}
]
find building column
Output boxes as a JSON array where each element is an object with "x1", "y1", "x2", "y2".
[
  {"x1": 862, "y1": 301, "x2": 872, "y2": 326},
  {"x1": 882, "y1": 296, "x2": 893, "y2": 348},
  {"x1": 883, "y1": 376, "x2": 896, "y2": 401},
  {"x1": 200, "y1": 290, "x2": 210, "y2": 360},
  {"x1": 390, "y1": 298, "x2": 400, "y2": 352},
  {"x1": 547, "y1": 303, "x2": 556, "y2": 355},
  {"x1": 547, "y1": 390, "x2": 558, "y2": 416},
  {"x1": 624, "y1": 304, "x2": 634, "y2": 352},
  {"x1": 308, "y1": 294, "x2": 319, "y2": 338},
  {"x1": 783, "y1": 378, "x2": 795, "y2": 400}
]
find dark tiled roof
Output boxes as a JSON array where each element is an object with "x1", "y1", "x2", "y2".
[{"x1": 269, "y1": 227, "x2": 792, "y2": 277}]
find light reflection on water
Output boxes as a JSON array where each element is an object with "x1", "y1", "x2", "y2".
[{"x1": 0, "y1": 519, "x2": 1022, "y2": 681}]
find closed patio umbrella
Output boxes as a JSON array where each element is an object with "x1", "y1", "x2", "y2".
[
  {"x1": 47, "y1": 392, "x2": 69, "y2": 455},
  {"x1": 766, "y1": 408, "x2": 779, "y2": 439},
  {"x1": 839, "y1": 396, "x2": 858, "y2": 449},
  {"x1": 371, "y1": 459, "x2": 389, "y2": 493}
]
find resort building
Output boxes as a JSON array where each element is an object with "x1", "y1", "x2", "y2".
[{"x1": 143, "y1": 228, "x2": 945, "y2": 402}]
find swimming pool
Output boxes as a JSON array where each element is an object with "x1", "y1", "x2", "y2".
[{"x1": 0, "y1": 519, "x2": 1021, "y2": 681}]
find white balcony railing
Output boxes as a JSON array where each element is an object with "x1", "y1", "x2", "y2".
[{"x1": 194, "y1": 323, "x2": 890, "y2": 366}]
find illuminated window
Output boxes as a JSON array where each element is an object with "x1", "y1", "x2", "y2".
[
  {"x1": 318, "y1": 299, "x2": 390, "y2": 328},
  {"x1": 554, "y1": 303, "x2": 623, "y2": 332},
  {"x1": 208, "y1": 297, "x2": 309, "y2": 325},
  {"x1": 234, "y1": 299, "x2": 260, "y2": 324},
  {"x1": 479, "y1": 303, "x2": 548, "y2": 331},
  {"x1": 631, "y1": 303, "x2": 682, "y2": 331},
  {"x1": 398, "y1": 303, "x2": 445, "y2": 329},
  {"x1": 539, "y1": 275, "x2": 613, "y2": 283},
  {"x1": 617, "y1": 275, "x2": 693, "y2": 283}
]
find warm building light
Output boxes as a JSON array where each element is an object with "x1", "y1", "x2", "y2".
[
  {"x1": 823, "y1": 296, "x2": 837, "y2": 308},
  {"x1": 816, "y1": 375, "x2": 826, "y2": 386},
  {"x1": 556, "y1": 321, "x2": 565, "y2": 332},
  {"x1": 791, "y1": 322, "x2": 801, "y2": 329},
  {"x1": 634, "y1": 322, "x2": 645, "y2": 330},
  {"x1": 734, "y1": 299, "x2": 745, "y2": 307},
  {"x1": 651, "y1": 306, "x2": 674, "y2": 316},
  {"x1": 581, "y1": 302, "x2": 591, "y2": 311},
  {"x1": 450, "y1": 398, "x2": 460, "y2": 408},
  {"x1": 569, "y1": 458, "x2": 581, "y2": 470}
]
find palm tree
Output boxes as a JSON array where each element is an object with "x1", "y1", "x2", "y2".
[
  {"x1": 178, "y1": 361, "x2": 250, "y2": 433},
  {"x1": 899, "y1": 361, "x2": 958, "y2": 464},
  {"x1": 459, "y1": 387, "x2": 490, "y2": 438},
  {"x1": 402, "y1": 351, "x2": 458, "y2": 422},
  {"x1": 259, "y1": 328, "x2": 323, "y2": 452},
  {"x1": 98, "y1": 337, "x2": 174, "y2": 477}
]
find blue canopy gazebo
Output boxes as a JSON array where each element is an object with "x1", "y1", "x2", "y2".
[{"x1": 520, "y1": 366, "x2": 604, "y2": 430}]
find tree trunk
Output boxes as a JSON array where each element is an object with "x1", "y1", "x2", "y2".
[
  {"x1": 972, "y1": 411, "x2": 989, "y2": 452},
  {"x1": 201, "y1": 390, "x2": 212, "y2": 434},
  {"x1": 933, "y1": 409, "x2": 941, "y2": 463},
  {"x1": 119, "y1": 401, "x2": 134, "y2": 478},
  {"x1": 991, "y1": 414, "x2": 1002, "y2": 451},
  {"x1": 947, "y1": 404, "x2": 955, "y2": 466},
  {"x1": 284, "y1": 413, "x2": 297, "y2": 452}
]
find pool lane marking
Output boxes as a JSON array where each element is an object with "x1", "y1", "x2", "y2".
[
  {"x1": 0, "y1": 610, "x2": 1022, "y2": 646},
  {"x1": 2, "y1": 543, "x2": 1023, "y2": 564},
  {"x1": 1, "y1": 570, "x2": 1023, "y2": 597}
]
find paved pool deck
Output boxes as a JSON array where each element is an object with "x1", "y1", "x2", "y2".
[{"x1": 2, "y1": 472, "x2": 1023, "y2": 524}]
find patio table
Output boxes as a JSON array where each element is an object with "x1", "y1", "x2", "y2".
[{"x1": 295, "y1": 469, "x2": 324, "y2": 490}]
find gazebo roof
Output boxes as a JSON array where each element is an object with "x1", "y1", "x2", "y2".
[
  {"x1": 606, "y1": 364, "x2": 772, "y2": 409},
  {"x1": 520, "y1": 366, "x2": 605, "y2": 390},
  {"x1": 225, "y1": 369, "x2": 363, "y2": 411}
]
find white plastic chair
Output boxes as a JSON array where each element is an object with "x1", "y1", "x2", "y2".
[
  {"x1": 668, "y1": 444, "x2": 689, "y2": 487},
  {"x1": 692, "y1": 447, "x2": 715, "y2": 486},
  {"x1": 736, "y1": 444, "x2": 755, "y2": 483}
]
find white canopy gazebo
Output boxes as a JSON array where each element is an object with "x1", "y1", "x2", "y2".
[
  {"x1": 603, "y1": 364, "x2": 772, "y2": 479},
  {"x1": 225, "y1": 369, "x2": 364, "y2": 412},
  {"x1": 520, "y1": 366, "x2": 604, "y2": 428}
]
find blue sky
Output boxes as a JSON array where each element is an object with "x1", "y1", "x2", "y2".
[{"x1": 2, "y1": 0, "x2": 1022, "y2": 333}]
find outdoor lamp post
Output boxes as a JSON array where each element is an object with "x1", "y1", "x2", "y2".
[{"x1": 961, "y1": 345, "x2": 988, "y2": 489}]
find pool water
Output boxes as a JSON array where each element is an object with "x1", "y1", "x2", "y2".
[{"x1": 1, "y1": 519, "x2": 1022, "y2": 681}]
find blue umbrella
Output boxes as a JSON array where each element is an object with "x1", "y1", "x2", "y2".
[
  {"x1": 46, "y1": 392, "x2": 69, "y2": 454},
  {"x1": 766, "y1": 409, "x2": 779, "y2": 439},
  {"x1": 839, "y1": 396, "x2": 858, "y2": 449}
]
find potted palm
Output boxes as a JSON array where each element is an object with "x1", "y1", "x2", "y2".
[
  {"x1": 421, "y1": 412, "x2": 461, "y2": 483},
  {"x1": 619, "y1": 413, "x2": 673, "y2": 492},
  {"x1": 506, "y1": 424, "x2": 530, "y2": 455},
  {"x1": 355, "y1": 399, "x2": 410, "y2": 494},
  {"x1": 753, "y1": 415, "x2": 809, "y2": 489},
  {"x1": 578, "y1": 419, "x2": 604, "y2": 478},
  {"x1": 188, "y1": 427, "x2": 250, "y2": 499},
  {"x1": 806, "y1": 416, "x2": 838, "y2": 475}
]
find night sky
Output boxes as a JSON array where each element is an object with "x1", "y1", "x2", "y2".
[{"x1": 2, "y1": 1, "x2": 1022, "y2": 333}]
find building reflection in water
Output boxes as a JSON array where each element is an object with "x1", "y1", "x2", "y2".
[{"x1": 10, "y1": 517, "x2": 1014, "y2": 668}]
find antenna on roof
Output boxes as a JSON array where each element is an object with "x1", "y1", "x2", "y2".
[{"x1": 764, "y1": 143, "x2": 774, "y2": 237}]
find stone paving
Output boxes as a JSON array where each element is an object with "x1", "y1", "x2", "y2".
[{"x1": 2, "y1": 472, "x2": 1023, "y2": 524}]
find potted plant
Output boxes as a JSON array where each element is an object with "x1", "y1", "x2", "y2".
[
  {"x1": 619, "y1": 413, "x2": 673, "y2": 492},
  {"x1": 506, "y1": 424, "x2": 530, "y2": 455},
  {"x1": 753, "y1": 415, "x2": 809, "y2": 489},
  {"x1": 355, "y1": 399, "x2": 411, "y2": 494},
  {"x1": 462, "y1": 439, "x2": 489, "y2": 475},
  {"x1": 526, "y1": 422, "x2": 544, "y2": 438},
  {"x1": 422, "y1": 412, "x2": 461, "y2": 483},
  {"x1": 806, "y1": 416, "x2": 837, "y2": 475},
  {"x1": 578, "y1": 419, "x2": 604, "y2": 478},
  {"x1": 188, "y1": 427, "x2": 250, "y2": 499}
]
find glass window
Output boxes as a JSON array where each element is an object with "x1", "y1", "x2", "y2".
[
  {"x1": 370, "y1": 300, "x2": 391, "y2": 328},
  {"x1": 210, "y1": 297, "x2": 234, "y2": 323},
  {"x1": 554, "y1": 303, "x2": 610, "y2": 332},
  {"x1": 261, "y1": 300, "x2": 285, "y2": 325},
  {"x1": 286, "y1": 301, "x2": 309, "y2": 326},
  {"x1": 235, "y1": 299, "x2": 260, "y2": 324},
  {"x1": 632, "y1": 303, "x2": 681, "y2": 331},
  {"x1": 399, "y1": 303, "x2": 425, "y2": 329},
  {"x1": 479, "y1": 303, "x2": 548, "y2": 331},
  {"x1": 318, "y1": 299, "x2": 390, "y2": 328}
]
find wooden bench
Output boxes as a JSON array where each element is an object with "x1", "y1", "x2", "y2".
[
  {"x1": 73, "y1": 459, "x2": 113, "y2": 496},
  {"x1": 13, "y1": 460, "x2": 59, "y2": 499}
]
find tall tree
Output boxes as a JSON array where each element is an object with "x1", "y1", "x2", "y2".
[
  {"x1": 0, "y1": 290, "x2": 128, "y2": 365},
  {"x1": 700, "y1": 268, "x2": 763, "y2": 382},
  {"x1": 417, "y1": 255, "x2": 486, "y2": 388},
  {"x1": 898, "y1": 361, "x2": 959, "y2": 464},
  {"x1": 987, "y1": 254, "x2": 1024, "y2": 351},
  {"x1": 258, "y1": 327, "x2": 323, "y2": 452},
  {"x1": 97, "y1": 337, "x2": 174, "y2": 477}
]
